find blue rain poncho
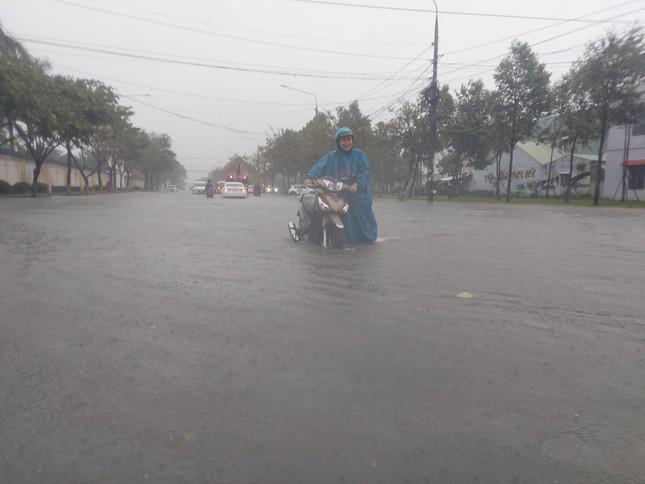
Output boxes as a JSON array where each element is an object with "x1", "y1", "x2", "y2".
[{"x1": 305, "y1": 146, "x2": 378, "y2": 244}]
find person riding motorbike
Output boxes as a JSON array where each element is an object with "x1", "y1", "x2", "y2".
[
  {"x1": 289, "y1": 127, "x2": 377, "y2": 245},
  {"x1": 205, "y1": 179, "x2": 214, "y2": 197}
]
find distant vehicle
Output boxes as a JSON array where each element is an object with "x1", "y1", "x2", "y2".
[
  {"x1": 288, "y1": 184, "x2": 313, "y2": 196},
  {"x1": 221, "y1": 181, "x2": 247, "y2": 199},
  {"x1": 216, "y1": 181, "x2": 226, "y2": 193},
  {"x1": 191, "y1": 181, "x2": 207, "y2": 194},
  {"x1": 226, "y1": 164, "x2": 249, "y2": 189},
  {"x1": 167, "y1": 185, "x2": 177, "y2": 192},
  {"x1": 265, "y1": 185, "x2": 279, "y2": 193}
]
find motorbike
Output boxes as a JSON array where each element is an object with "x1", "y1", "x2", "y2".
[
  {"x1": 288, "y1": 178, "x2": 350, "y2": 249},
  {"x1": 206, "y1": 186, "x2": 214, "y2": 198}
]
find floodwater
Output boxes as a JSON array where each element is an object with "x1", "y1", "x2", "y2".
[{"x1": 1, "y1": 192, "x2": 644, "y2": 483}]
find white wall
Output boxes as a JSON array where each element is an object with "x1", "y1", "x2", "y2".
[
  {"x1": 468, "y1": 147, "x2": 545, "y2": 194},
  {"x1": 603, "y1": 124, "x2": 645, "y2": 200},
  {"x1": 0, "y1": 154, "x2": 144, "y2": 191}
]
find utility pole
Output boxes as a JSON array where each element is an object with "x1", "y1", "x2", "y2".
[
  {"x1": 426, "y1": 2, "x2": 439, "y2": 203},
  {"x1": 621, "y1": 124, "x2": 632, "y2": 202}
]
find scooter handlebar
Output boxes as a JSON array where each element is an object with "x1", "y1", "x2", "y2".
[{"x1": 312, "y1": 178, "x2": 346, "y2": 193}]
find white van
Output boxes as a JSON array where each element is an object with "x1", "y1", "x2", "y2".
[{"x1": 191, "y1": 181, "x2": 207, "y2": 194}]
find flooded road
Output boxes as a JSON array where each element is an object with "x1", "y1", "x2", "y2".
[{"x1": 1, "y1": 192, "x2": 644, "y2": 483}]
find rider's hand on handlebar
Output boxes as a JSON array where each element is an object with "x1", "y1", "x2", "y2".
[{"x1": 345, "y1": 182, "x2": 358, "y2": 193}]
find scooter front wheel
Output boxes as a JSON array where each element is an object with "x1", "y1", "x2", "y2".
[{"x1": 324, "y1": 223, "x2": 344, "y2": 249}]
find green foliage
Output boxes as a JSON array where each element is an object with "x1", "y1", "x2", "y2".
[
  {"x1": 335, "y1": 101, "x2": 373, "y2": 148},
  {"x1": 0, "y1": 179, "x2": 12, "y2": 193},
  {"x1": 494, "y1": 40, "x2": 551, "y2": 201},
  {"x1": 370, "y1": 120, "x2": 405, "y2": 190},
  {"x1": 494, "y1": 41, "x2": 551, "y2": 146},
  {"x1": 139, "y1": 131, "x2": 183, "y2": 190},
  {"x1": 444, "y1": 80, "x2": 494, "y2": 178},
  {"x1": 572, "y1": 27, "x2": 645, "y2": 205},
  {"x1": 12, "y1": 181, "x2": 31, "y2": 194}
]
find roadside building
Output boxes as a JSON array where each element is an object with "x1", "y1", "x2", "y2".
[
  {"x1": 466, "y1": 141, "x2": 595, "y2": 197},
  {"x1": 602, "y1": 120, "x2": 645, "y2": 201}
]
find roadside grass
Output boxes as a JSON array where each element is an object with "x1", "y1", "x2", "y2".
[{"x1": 375, "y1": 192, "x2": 645, "y2": 208}]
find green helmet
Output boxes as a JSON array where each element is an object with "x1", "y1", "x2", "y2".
[{"x1": 335, "y1": 127, "x2": 354, "y2": 142}]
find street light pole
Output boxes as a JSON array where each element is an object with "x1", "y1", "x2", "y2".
[
  {"x1": 280, "y1": 84, "x2": 319, "y2": 117},
  {"x1": 426, "y1": 0, "x2": 439, "y2": 203}
]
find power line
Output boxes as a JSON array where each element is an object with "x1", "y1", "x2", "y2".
[
  {"x1": 78, "y1": 0, "x2": 428, "y2": 47},
  {"x1": 354, "y1": 0, "x2": 641, "y2": 117},
  {"x1": 18, "y1": 37, "x2": 428, "y2": 81},
  {"x1": 363, "y1": 4, "x2": 644, "y2": 120},
  {"x1": 20, "y1": 32, "x2": 416, "y2": 76},
  {"x1": 438, "y1": 6, "x2": 644, "y2": 81},
  {"x1": 365, "y1": 70, "x2": 432, "y2": 120},
  {"x1": 17, "y1": 33, "x2": 422, "y2": 79},
  {"x1": 440, "y1": 0, "x2": 642, "y2": 57},
  {"x1": 355, "y1": 47, "x2": 432, "y2": 101},
  {"x1": 120, "y1": 95, "x2": 265, "y2": 135},
  {"x1": 50, "y1": 62, "x2": 403, "y2": 108},
  {"x1": 293, "y1": 0, "x2": 633, "y2": 23},
  {"x1": 52, "y1": 0, "x2": 427, "y2": 61}
]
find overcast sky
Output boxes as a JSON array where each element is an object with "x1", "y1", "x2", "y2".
[{"x1": 2, "y1": 0, "x2": 643, "y2": 180}]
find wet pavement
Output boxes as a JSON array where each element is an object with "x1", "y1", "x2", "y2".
[{"x1": 1, "y1": 192, "x2": 644, "y2": 484}]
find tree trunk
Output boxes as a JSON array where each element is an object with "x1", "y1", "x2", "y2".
[
  {"x1": 31, "y1": 162, "x2": 43, "y2": 197},
  {"x1": 565, "y1": 135, "x2": 578, "y2": 202},
  {"x1": 65, "y1": 142, "x2": 73, "y2": 194},
  {"x1": 546, "y1": 145, "x2": 555, "y2": 199},
  {"x1": 593, "y1": 112, "x2": 608, "y2": 207},
  {"x1": 72, "y1": 156, "x2": 90, "y2": 194},
  {"x1": 505, "y1": 141, "x2": 516, "y2": 202},
  {"x1": 8, "y1": 120, "x2": 15, "y2": 152},
  {"x1": 495, "y1": 153, "x2": 501, "y2": 199},
  {"x1": 97, "y1": 162, "x2": 103, "y2": 192}
]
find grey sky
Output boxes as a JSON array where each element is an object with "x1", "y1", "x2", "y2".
[{"x1": 2, "y1": 0, "x2": 642, "y2": 180}]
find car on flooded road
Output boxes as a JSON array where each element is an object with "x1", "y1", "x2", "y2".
[{"x1": 221, "y1": 181, "x2": 247, "y2": 199}]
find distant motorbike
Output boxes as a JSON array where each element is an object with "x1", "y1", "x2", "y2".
[
  {"x1": 206, "y1": 186, "x2": 214, "y2": 198},
  {"x1": 288, "y1": 178, "x2": 350, "y2": 249}
]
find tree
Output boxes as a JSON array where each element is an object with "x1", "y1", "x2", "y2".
[
  {"x1": 486, "y1": 91, "x2": 510, "y2": 199},
  {"x1": 54, "y1": 77, "x2": 118, "y2": 193},
  {"x1": 549, "y1": 73, "x2": 597, "y2": 202},
  {"x1": 573, "y1": 27, "x2": 645, "y2": 206},
  {"x1": 0, "y1": 24, "x2": 33, "y2": 150},
  {"x1": 74, "y1": 81, "x2": 120, "y2": 192},
  {"x1": 263, "y1": 128, "x2": 307, "y2": 184},
  {"x1": 335, "y1": 101, "x2": 373, "y2": 151},
  {"x1": 140, "y1": 132, "x2": 180, "y2": 191},
  {"x1": 370, "y1": 120, "x2": 405, "y2": 194},
  {"x1": 10, "y1": 60, "x2": 64, "y2": 196},
  {"x1": 443, "y1": 80, "x2": 492, "y2": 197},
  {"x1": 394, "y1": 85, "x2": 453, "y2": 198},
  {"x1": 535, "y1": 86, "x2": 563, "y2": 199},
  {"x1": 300, "y1": 112, "x2": 335, "y2": 172},
  {"x1": 86, "y1": 105, "x2": 132, "y2": 191},
  {"x1": 394, "y1": 100, "x2": 426, "y2": 198},
  {"x1": 494, "y1": 40, "x2": 551, "y2": 201},
  {"x1": 113, "y1": 125, "x2": 147, "y2": 190}
]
